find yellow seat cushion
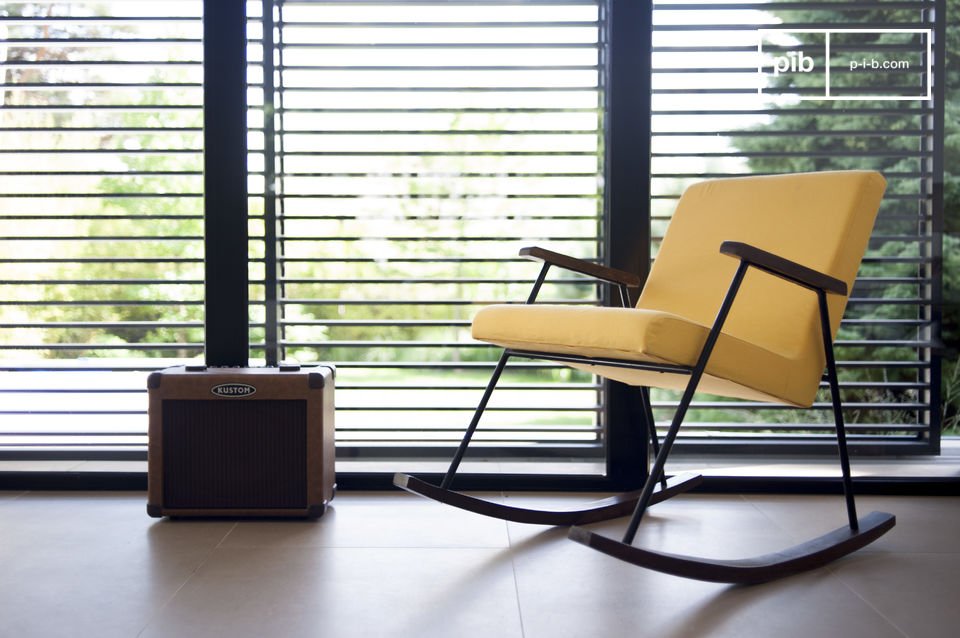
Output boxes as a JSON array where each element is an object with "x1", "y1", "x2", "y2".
[{"x1": 472, "y1": 304, "x2": 813, "y2": 406}]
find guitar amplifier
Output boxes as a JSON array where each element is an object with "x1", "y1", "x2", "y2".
[{"x1": 146, "y1": 364, "x2": 335, "y2": 519}]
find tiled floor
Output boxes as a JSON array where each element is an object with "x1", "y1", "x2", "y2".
[{"x1": 1, "y1": 490, "x2": 958, "y2": 638}]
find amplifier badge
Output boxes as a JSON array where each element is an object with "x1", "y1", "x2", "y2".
[{"x1": 211, "y1": 383, "x2": 257, "y2": 398}]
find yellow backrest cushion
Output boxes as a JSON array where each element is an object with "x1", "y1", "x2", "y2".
[{"x1": 637, "y1": 171, "x2": 886, "y2": 402}]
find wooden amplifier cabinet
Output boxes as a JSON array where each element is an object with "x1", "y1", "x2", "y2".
[{"x1": 146, "y1": 365, "x2": 335, "y2": 519}]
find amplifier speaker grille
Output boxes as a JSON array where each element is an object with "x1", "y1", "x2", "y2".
[{"x1": 161, "y1": 399, "x2": 308, "y2": 509}]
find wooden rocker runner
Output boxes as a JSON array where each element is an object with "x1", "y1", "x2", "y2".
[{"x1": 396, "y1": 171, "x2": 896, "y2": 583}]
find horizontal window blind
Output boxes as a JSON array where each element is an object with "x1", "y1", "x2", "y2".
[
  {"x1": 0, "y1": 1, "x2": 203, "y2": 456},
  {"x1": 252, "y1": 0, "x2": 608, "y2": 460},
  {"x1": 1, "y1": 0, "x2": 943, "y2": 464},
  {"x1": 651, "y1": 0, "x2": 941, "y2": 452}
]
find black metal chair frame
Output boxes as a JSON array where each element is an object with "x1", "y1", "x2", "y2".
[{"x1": 395, "y1": 242, "x2": 895, "y2": 584}]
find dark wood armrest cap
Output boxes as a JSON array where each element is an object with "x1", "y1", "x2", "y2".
[
  {"x1": 720, "y1": 241, "x2": 847, "y2": 295},
  {"x1": 519, "y1": 246, "x2": 642, "y2": 287}
]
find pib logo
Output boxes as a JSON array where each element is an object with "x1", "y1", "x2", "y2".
[
  {"x1": 772, "y1": 50, "x2": 815, "y2": 76},
  {"x1": 759, "y1": 28, "x2": 932, "y2": 101}
]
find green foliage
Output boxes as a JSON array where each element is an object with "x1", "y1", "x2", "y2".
[
  {"x1": 0, "y1": 4, "x2": 207, "y2": 359},
  {"x1": 27, "y1": 89, "x2": 204, "y2": 357}
]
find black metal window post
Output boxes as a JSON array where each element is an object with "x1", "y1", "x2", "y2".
[
  {"x1": 602, "y1": 0, "x2": 653, "y2": 489},
  {"x1": 203, "y1": 0, "x2": 250, "y2": 367},
  {"x1": 261, "y1": 0, "x2": 282, "y2": 367},
  {"x1": 924, "y1": 0, "x2": 946, "y2": 452}
]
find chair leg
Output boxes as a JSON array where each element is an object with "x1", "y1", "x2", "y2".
[
  {"x1": 569, "y1": 315, "x2": 896, "y2": 583},
  {"x1": 640, "y1": 387, "x2": 667, "y2": 490},
  {"x1": 620, "y1": 260, "x2": 750, "y2": 544},
  {"x1": 440, "y1": 351, "x2": 510, "y2": 490},
  {"x1": 818, "y1": 291, "x2": 859, "y2": 530},
  {"x1": 396, "y1": 350, "x2": 703, "y2": 526},
  {"x1": 569, "y1": 332, "x2": 896, "y2": 583},
  {"x1": 441, "y1": 354, "x2": 674, "y2": 495},
  {"x1": 619, "y1": 287, "x2": 860, "y2": 546},
  {"x1": 622, "y1": 371, "x2": 701, "y2": 544}
]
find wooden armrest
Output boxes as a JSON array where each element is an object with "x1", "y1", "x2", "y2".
[
  {"x1": 519, "y1": 246, "x2": 642, "y2": 287},
  {"x1": 720, "y1": 241, "x2": 847, "y2": 295}
]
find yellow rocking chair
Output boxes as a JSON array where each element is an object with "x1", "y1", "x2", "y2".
[{"x1": 395, "y1": 170, "x2": 896, "y2": 584}]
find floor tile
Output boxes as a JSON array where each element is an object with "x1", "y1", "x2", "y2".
[
  {"x1": 140, "y1": 546, "x2": 523, "y2": 638},
  {"x1": 220, "y1": 491, "x2": 510, "y2": 549},
  {"x1": 831, "y1": 552, "x2": 960, "y2": 638},
  {"x1": 0, "y1": 492, "x2": 232, "y2": 552},
  {"x1": 0, "y1": 492, "x2": 234, "y2": 638}
]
